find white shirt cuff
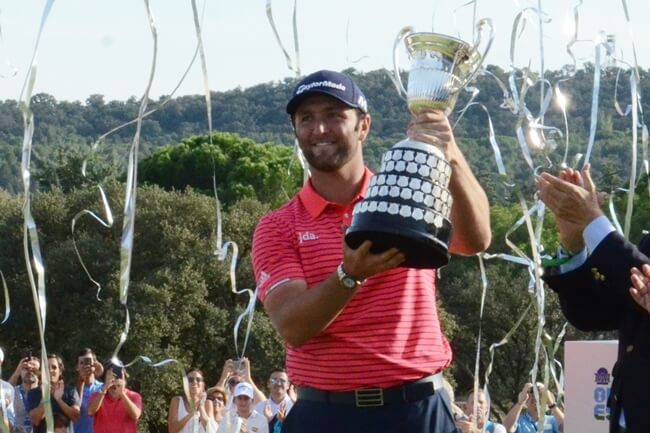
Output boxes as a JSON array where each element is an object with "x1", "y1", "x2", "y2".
[
  {"x1": 583, "y1": 215, "x2": 616, "y2": 253},
  {"x1": 559, "y1": 248, "x2": 588, "y2": 273}
]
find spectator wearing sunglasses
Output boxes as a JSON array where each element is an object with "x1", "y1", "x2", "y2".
[
  {"x1": 167, "y1": 369, "x2": 213, "y2": 433},
  {"x1": 205, "y1": 386, "x2": 227, "y2": 427},
  {"x1": 256, "y1": 369, "x2": 293, "y2": 431}
]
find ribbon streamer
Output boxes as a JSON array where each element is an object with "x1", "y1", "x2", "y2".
[
  {"x1": 71, "y1": 186, "x2": 114, "y2": 299},
  {"x1": 213, "y1": 183, "x2": 257, "y2": 360},
  {"x1": 265, "y1": 0, "x2": 301, "y2": 77},
  {"x1": 112, "y1": 0, "x2": 159, "y2": 361},
  {"x1": 0, "y1": 271, "x2": 10, "y2": 324},
  {"x1": 456, "y1": 102, "x2": 507, "y2": 177},
  {"x1": 19, "y1": 1, "x2": 57, "y2": 431},
  {"x1": 622, "y1": 72, "x2": 638, "y2": 239},
  {"x1": 583, "y1": 36, "x2": 605, "y2": 166},
  {"x1": 190, "y1": 0, "x2": 213, "y2": 141},
  {"x1": 74, "y1": 2, "x2": 213, "y2": 300}
]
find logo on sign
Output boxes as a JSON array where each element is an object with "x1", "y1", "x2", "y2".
[{"x1": 593, "y1": 367, "x2": 611, "y2": 421}]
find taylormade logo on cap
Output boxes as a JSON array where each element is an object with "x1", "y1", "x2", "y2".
[
  {"x1": 286, "y1": 70, "x2": 369, "y2": 115},
  {"x1": 296, "y1": 80, "x2": 346, "y2": 95}
]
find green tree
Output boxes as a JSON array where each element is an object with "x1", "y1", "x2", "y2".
[
  {"x1": 139, "y1": 132, "x2": 302, "y2": 208},
  {"x1": 0, "y1": 185, "x2": 283, "y2": 433}
]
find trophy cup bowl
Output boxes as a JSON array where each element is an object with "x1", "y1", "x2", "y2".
[{"x1": 345, "y1": 20, "x2": 493, "y2": 269}]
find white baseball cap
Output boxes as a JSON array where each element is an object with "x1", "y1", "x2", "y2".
[{"x1": 233, "y1": 382, "x2": 254, "y2": 399}]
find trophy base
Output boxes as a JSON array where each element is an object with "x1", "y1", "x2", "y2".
[{"x1": 345, "y1": 212, "x2": 451, "y2": 269}]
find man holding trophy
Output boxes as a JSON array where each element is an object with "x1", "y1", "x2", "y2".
[{"x1": 252, "y1": 22, "x2": 492, "y2": 433}]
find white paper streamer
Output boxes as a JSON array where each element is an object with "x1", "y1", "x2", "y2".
[
  {"x1": 112, "y1": 0, "x2": 159, "y2": 360},
  {"x1": 213, "y1": 183, "x2": 257, "y2": 361},
  {"x1": 0, "y1": 271, "x2": 10, "y2": 324},
  {"x1": 190, "y1": 0, "x2": 212, "y2": 141},
  {"x1": 18, "y1": 1, "x2": 58, "y2": 431},
  {"x1": 265, "y1": 0, "x2": 301, "y2": 77}
]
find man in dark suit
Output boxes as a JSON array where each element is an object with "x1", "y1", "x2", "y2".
[{"x1": 536, "y1": 164, "x2": 650, "y2": 433}]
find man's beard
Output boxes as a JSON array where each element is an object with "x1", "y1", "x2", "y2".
[
  {"x1": 23, "y1": 374, "x2": 38, "y2": 385},
  {"x1": 300, "y1": 142, "x2": 352, "y2": 172}
]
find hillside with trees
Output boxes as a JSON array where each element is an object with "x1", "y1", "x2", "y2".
[
  {"x1": 1, "y1": 65, "x2": 647, "y2": 198},
  {"x1": 0, "y1": 65, "x2": 649, "y2": 431}
]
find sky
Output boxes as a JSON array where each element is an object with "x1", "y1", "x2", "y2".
[{"x1": 0, "y1": 0, "x2": 649, "y2": 102}]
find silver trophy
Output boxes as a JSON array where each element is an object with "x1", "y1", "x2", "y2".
[{"x1": 345, "y1": 20, "x2": 493, "y2": 269}]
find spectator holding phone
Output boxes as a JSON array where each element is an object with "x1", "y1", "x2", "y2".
[
  {"x1": 11, "y1": 351, "x2": 40, "y2": 433},
  {"x1": 504, "y1": 382, "x2": 563, "y2": 433},
  {"x1": 26, "y1": 354, "x2": 80, "y2": 433},
  {"x1": 215, "y1": 358, "x2": 265, "y2": 409},
  {"x1": 167, "y1": 368, "x2": 214, "y2": 433},
  {"x1": 88, "y1": 362, "x2": 142, "y2": 433},
  {"x1": 73, "y1": 348, "x2": 104, "y2": 433}
]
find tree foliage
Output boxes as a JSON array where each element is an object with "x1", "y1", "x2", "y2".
[
  {"x1": 1, "y1": 65, "x2": 650, "y2": 429},
  {"x1": 0, "y1": 186, "x2": 283, "y2": 433},
  {"x1": 138, "y1": 132, "x2": 302, "y2": 208}
]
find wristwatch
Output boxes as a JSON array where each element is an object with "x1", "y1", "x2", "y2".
[{"x1": 336, "y1": 263, "x2": 364, "y2": 290}]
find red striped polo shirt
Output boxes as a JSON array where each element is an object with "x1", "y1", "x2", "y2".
[{"x1": 252, "y1": 167, "x2": 452, "y2": 391}]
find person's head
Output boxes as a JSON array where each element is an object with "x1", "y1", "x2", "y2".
[
  {"x1": 207, "y1": 385, "x2": 227, "y2": 420},
  {"x1": 227, "y1": 374, "x2": 242, "y2": 393},
  {"x1": 47, "y1": 354, "x2": 64, "y2": 382},
  {"x1": 101, "y1": 360, "x2": 128, "y2": 394},
  {"x1": 287, "y1": 70, "x2": 371, "y2": 173},
  {"x1": 267, "y1": 368, "x2": 289, "y2": 401},
  {"x1": 524, "y1": 383, "x2": 546, "y2": 420},
  {"x1": 75, "y1": 348, "x2": 98, "y2": 379},
  {"x1": 233, "y1": 382, "x2": 254, "y2": 417},
  {"x1": 19, "y1": 350, "x2": 40, "y2": 385},
  {"x1": 465, "y1": 390, "x2": 489, "y2": 426},
  {"x1": 186, "y1": 368, "x2": 205, "y2": 396}
]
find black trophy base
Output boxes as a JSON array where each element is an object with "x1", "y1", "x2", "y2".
[{"x1": 345, "y1": 212, "x2": 452, "y2": 269}]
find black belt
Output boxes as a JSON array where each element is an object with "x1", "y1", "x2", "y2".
[{"x1": 297, "y1": 373, "x2": 444, "y2": 407}]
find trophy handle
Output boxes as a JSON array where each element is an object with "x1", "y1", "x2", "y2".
[
  {"x1": 459, "y1": 18, "x2": 495, "y2": 89},
  {"x1": 392, "y1": 26, "x2": 414, "y2": 100}
]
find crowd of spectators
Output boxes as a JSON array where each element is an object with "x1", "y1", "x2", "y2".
[{"x1": 0, "y1": 347, "x2": 562, "y2": 433}]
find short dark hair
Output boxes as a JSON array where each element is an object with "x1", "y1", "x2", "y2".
[
  {"x1": 269, "y1": 367, "x2": 287, "y2": 377},
  {"x1": 48, "y1": 354, "x2": 65, "y2": 374},
  {"x1": 75, "y1": 348, "x2": 95, "y2": 362},
  {"x1": 101, "y1": 360, "x2": 128, "y2": 381}
]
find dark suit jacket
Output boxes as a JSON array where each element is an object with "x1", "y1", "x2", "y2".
[{"x1": 543, "y1": 231, "x2": 650, "y2": 433}]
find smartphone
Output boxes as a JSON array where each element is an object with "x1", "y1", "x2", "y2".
[
  {"x1": 232, "y1": 359, "x2": 244, "y2": 371},
  {"x1": 82, "y1": 357, "x2": 93, "y2": 367},
  {"x1": 112, "y1": 366, "x2": 124, "y2": 379},
  {"x1": 22, "y1": 350, "x2": 34, "y2": 360}
]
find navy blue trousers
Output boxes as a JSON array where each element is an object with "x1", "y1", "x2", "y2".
[{"x1": 281, "y1": 391, "x2": 459, "y2": 433}]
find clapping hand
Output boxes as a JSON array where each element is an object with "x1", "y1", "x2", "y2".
[
  {"x1": 630, "y1": 264, "x2": 650, "y2": 315},
  {"x1": 263, "y1": 401, "x2": 273, "y2": 422}
]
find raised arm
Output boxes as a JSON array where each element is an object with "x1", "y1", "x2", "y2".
[{"x1": 407, "y1": 111, "x2": 491, "y2": 255}]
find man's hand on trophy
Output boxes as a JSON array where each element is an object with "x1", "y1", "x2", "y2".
[
  {"x1": 342, "y1": 240, "x2": 405, "y2": 281},
  {"x1": 407, "y1": 110, "x2": 460, "y2": 161}
]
